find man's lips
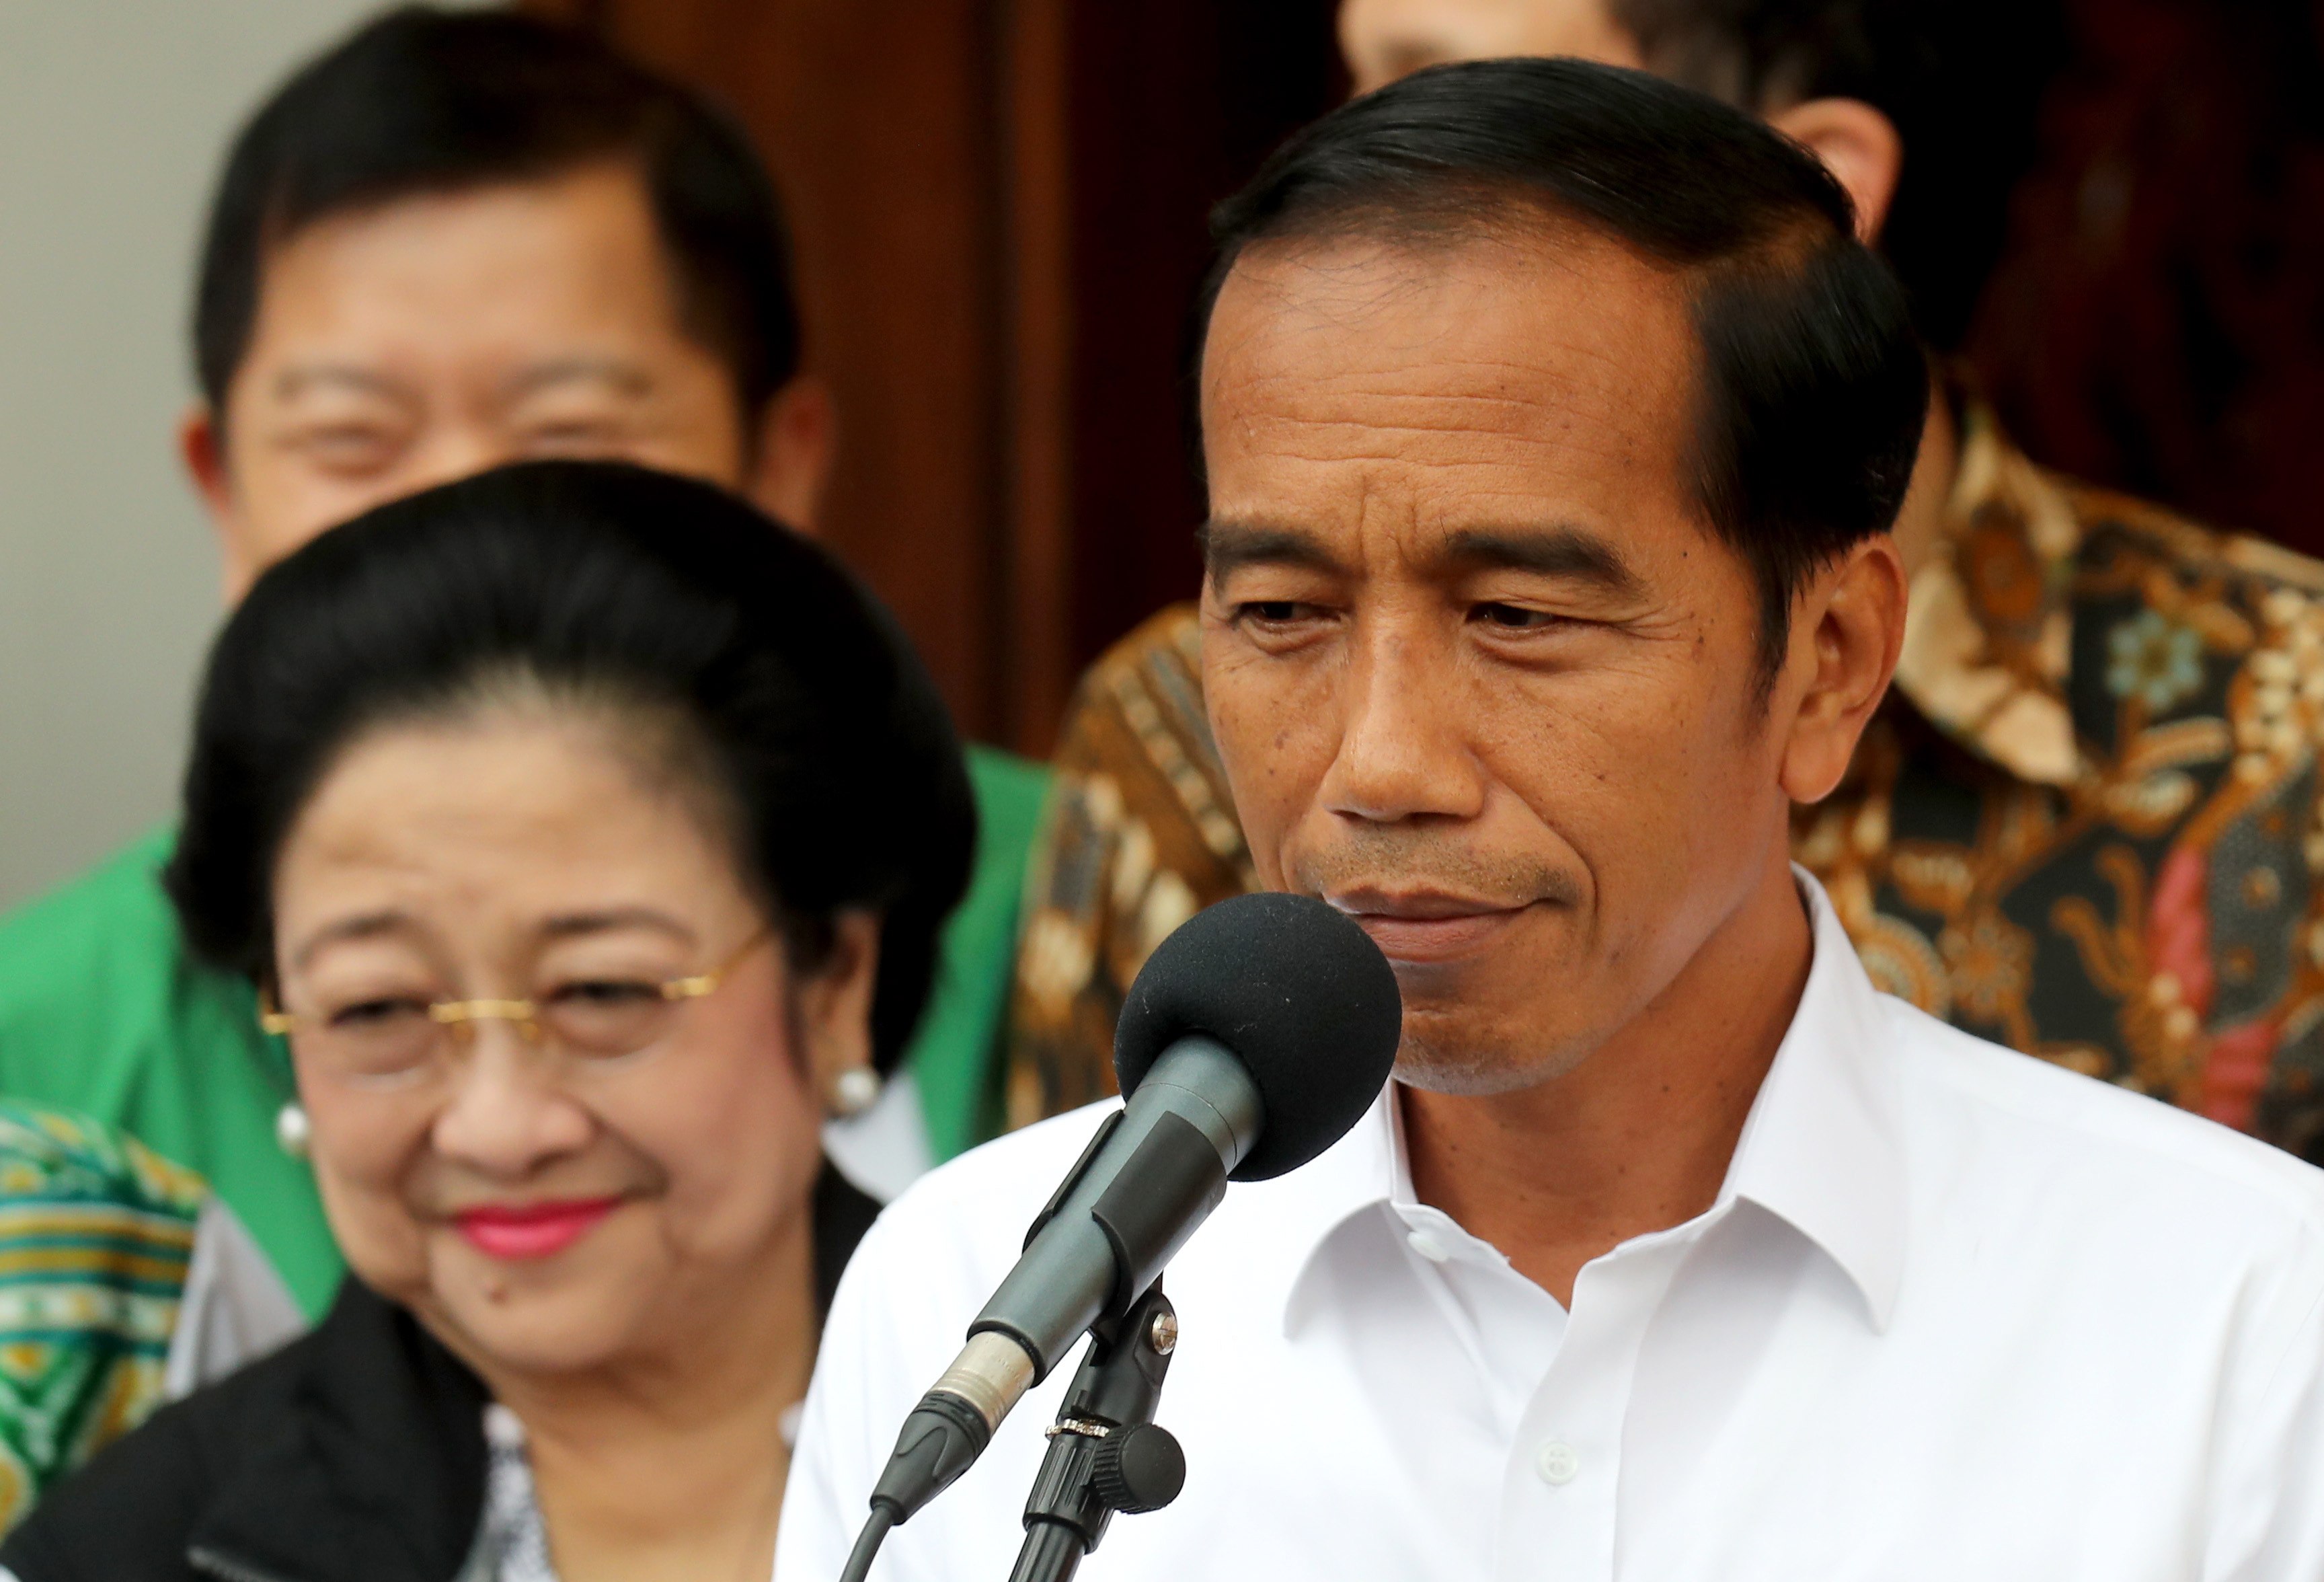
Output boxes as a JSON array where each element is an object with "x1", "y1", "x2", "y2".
[
  {"x1": 451, "y1": 1197, "x2": 623, "y2": 1261},
  {"x1": 1326, "y1": 891, "x2": 1534, "y2": 964}
]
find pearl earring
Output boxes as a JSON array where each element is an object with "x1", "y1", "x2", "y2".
[
  {"x1": 275, "y1": 1100, "x2": 311, "y2": 1160},
  {"x1": 830, "y1": 1065, "x2": 882, "y2": 1119}
]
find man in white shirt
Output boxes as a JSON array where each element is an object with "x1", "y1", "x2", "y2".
[{"x1": 779, "y1": 58, "x2": 2324, "y2": 1582}]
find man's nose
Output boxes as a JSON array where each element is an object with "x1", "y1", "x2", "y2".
[
  {"x1": 401, "y1": 426, "x2": 518, "y2": 500},
  {"x1": 1316, "y1": 624, "x2": 1488, "y2": 825},
  {"x1": 428, "y1": 1026, "x2": 593, "y2": 1178}
]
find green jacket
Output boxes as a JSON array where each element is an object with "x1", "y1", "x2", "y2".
[{"x1": 0, "y1": 745, "x2": 1047, "y2": 1318}]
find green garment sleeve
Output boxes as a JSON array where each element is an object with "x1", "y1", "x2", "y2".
[
  {"x1": 0, "y1": 829, "x2": 344, "y2": 1318},
  {"x1": 905, "y1": 746, "x2": 1051, "y2": 1160}
]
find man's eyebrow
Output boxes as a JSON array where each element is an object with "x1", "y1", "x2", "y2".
[
  {"x1": 1440, "y1": 526, "x2": 1645, "y2": 599},
  {"x1": 270, "y1": 364, "x2": 408, "y2": 404},
  {"x1": 503, "y1": 357, "x2": 655, "y2": 402},
  {"x1": 1198, "y1": 519, "x2": 1343, "y2": 578}
]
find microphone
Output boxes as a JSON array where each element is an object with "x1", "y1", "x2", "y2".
[{"x1": 857, "y1": 891, "x2": 1402, "y2": 1539}]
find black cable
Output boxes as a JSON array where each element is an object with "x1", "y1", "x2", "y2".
[{"x1": 838, "y1": 1506, "x2": 897, "y2": 1582}]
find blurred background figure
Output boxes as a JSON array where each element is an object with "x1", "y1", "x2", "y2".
[
  {"x1": 0, "y1": 7, "x2": 1046, "y2": 1330},
  {"x1": 0, "y1": 1101, "x2": 299, "y2": 1530},
  {"x1": 1008, "y1": 0, "x2": 2324, "y2": 1166},
  {"x1": 2, "y1": 461, "x2": 974, "y2": 1582}
]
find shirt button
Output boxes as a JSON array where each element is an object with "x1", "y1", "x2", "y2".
[
  {"x1": 1405, "y1": 1228, "x2": 1452, "y2": 1263},
  {"x1": 1535, "y1": 1441, "x2": 1580, "y2": 1486}
]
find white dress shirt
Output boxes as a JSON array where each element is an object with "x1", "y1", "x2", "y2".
[{"x1": 778, "y1": 874, "x2": 2324, "y2": 1581}]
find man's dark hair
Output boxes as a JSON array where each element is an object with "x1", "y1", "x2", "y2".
[
  {"x1": 1196, "y1": 57, "x2": 1927, "y2": 683},
  {"x1": 1611, "y1": 0, "x2": 2070, "y2": 352},
  {"x1": 194, "y1": 7, "x2": 800, "y2": 424},
  {"x1": 167, "y1": 459, "x2": 974, "y2": 1076}
]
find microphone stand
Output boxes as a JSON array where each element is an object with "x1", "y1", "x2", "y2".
[{"x1": 1007, "y1": 1282, "x2": 1187, "y2": 1582}]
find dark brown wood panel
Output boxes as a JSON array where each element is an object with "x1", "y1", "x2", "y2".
[
  {"x1": 533, "y1": 0, "x2": 1015, "y2": 744},
  {"x1": 1965, "y1": 0, "x2": 2324, "y2": 555},
  {"x1": 1060, "y1": 3, "x2": 1344, "y2": 673},
  {"x1": 529, "y1": 0, "x2": 1342, "y2": 754}
]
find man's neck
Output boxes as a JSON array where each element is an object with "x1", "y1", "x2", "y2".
[{"x1": 1399, "y1": 846, "x2": 1815, "y2": 1306}]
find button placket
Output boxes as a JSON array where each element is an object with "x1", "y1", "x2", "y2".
[{"x1": 1494, "y1": 1236, "x2": 1693, "y2": 1582}]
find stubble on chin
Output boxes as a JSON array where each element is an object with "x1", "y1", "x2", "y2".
[{"x1": 1389, "y1": 1004, "x2": 1600, "y2": 1098}]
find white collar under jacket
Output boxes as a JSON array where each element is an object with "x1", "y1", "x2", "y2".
[{"x1": 777, "y1": 872, "x2": 2324, "y2": 1582}]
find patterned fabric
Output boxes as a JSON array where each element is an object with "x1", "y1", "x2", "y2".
[
  {"x1": 460, "y1": 1404, "x2": 559, "y2": 1582},
  {"x1": 0, "y1": 1100, "x2": 204, "y2": 1530},
  {"x1": 1005, "y1": 403, "x2": 2324, "y2": 1162},
  {"x1": 1007, "y1": 609, "x2": 1256, "y2": 1127}
]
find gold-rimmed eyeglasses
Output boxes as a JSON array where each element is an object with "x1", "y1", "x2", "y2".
[{"x1": 260, "y1": 929, "x2": 771, "y2": 1082}]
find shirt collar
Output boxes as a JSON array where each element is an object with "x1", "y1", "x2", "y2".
[
  {"x1": 1892, "y1": 396, "x2": 2086, "y2": 787},
  {"x1": 1272, "y1": 868, "x2": 1909, "y2": 1336},
  {"x1": 1718, "y1": 870, "x2": 1908, "y2": 1330}
]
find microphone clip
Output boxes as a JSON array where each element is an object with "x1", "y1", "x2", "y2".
[{"x1": 1008, "y1": 1281, "x2": 1186, "y2": 1582}]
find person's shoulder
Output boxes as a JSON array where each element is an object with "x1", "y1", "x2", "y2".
[
  {"x1": 1080, "y1": 603, "x2": 1202, "y2": 693},
  {"x1": 0, "y1": 827, "x2": 181, "y2": 984},
  {"x1": 843, "y1": 1102, "x2": 1119, "y2": 1296},
  {"x1": 1050, "y1": 600, "x2": 1205, "y2": 764},
  {"x1": 964, "y1": 742, "x2": 1052, "y2": 819},
  {"x1": 0, "y1": 827, "x2": 260, "y2": 1123},
  {"x1": 2055, "y1": 470, "x2": 2324, "y2": 599},
  {"x1": 1878, "y1": 993, "x2": 2324, "y2": 1242},
  {"x1": 881, "y1": 1101, "x2": 1118, "y2": 1238},
  {"x1": 0, "y1": 1098, "x2": 206, "y2": 1207},
  {"x1": 0, "y1": 1324, "x2": 312, "y2": 1579}
]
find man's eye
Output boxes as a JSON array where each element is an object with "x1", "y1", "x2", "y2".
[
  {"x1": 1471, "y1": 603, "x2": 1567, "y2": 632},
  {"x1": 1237, "y1": 601, "x2": 1319, "y2": 625},
  {"x1": 288, "y1": 426, "x2": 397, "y2": 468}
]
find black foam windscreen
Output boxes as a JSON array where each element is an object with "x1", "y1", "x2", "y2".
[{"x1": 1114, "y1": 891, "x2": 1403, "y2": 1182}]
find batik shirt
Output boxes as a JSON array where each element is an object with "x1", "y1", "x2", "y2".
[
  {"x1": 1005, "y1": 404, "x2": 2324, "y2": 1163},
  {"x1": 0, "y1": 1102, "x2": 206, "y2": 1528}
]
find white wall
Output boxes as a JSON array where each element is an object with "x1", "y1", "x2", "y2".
[{"x1": 0, "y1": 2, "x2": 422, "y2": 908}]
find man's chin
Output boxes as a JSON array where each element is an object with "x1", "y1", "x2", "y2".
[{"x1": 1392, "y1": 1019, "x2": 1597, "y2": 1098}]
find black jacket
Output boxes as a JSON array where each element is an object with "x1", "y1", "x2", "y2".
[{"x1": 1, "y1": 1165, "x2": 880, "y2": 1581}]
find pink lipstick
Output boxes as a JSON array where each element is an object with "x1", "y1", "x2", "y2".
[{"x1": 453, "y1": 1197, "x2": 621, "y2": 1260}]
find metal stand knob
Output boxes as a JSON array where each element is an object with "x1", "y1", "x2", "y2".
[{"x1": 1089, "y1": 1423, "x2": 1185, "y2": 1515}]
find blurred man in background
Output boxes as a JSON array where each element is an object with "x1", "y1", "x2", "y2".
[
  {"x1": 1013, "y1": 0, "x2": 2324, "y2": 1165},
  {"x1": 0, "y1": 6, "x2": 1046, "y2": 1324}
]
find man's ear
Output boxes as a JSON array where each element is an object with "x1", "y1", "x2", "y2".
[
  {"x1": 1777, "y1": 535, "x2": 1907, "y2": 804},
  {"x1": 1765, "y1": 98, "x2": 1903, "y2": 243},
  {"x1": 796, "y1": 910, "x2": 882, "y2": 1109},
  {"x1": 745, "y1": 373, "x2": 836, "y2": 535},
  {"x1": 180, "y1": 403, "x2": 259, "y2": 603}
]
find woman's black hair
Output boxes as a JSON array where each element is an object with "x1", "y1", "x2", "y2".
[{"x1": 165, "y1": 460, "x2": 974, "y2": 1076}]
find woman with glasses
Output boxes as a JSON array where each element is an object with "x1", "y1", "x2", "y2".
[{"x1": 0, "y1": 461, "x2": 974, "y2": 1582}]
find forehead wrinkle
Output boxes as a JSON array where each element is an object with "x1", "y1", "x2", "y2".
[
  {"x1": 1233, "y1": 407, "x2": 1652, "y2": 482},
  {"x1": 1223, "y1": 339, "x2": 1670, "y2": 467},
  {"x1": 1213, "y1": 225, "x2": 1692, "y2": 400}
]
